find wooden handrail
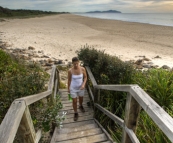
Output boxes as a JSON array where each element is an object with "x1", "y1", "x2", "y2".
[
  {"x1": 85, "y1": 66, "x2": 97, "y2": 86},
  {"x1": 95, "y1": 103, "x2": 124, "y2": 127},
  {"x1": 85, "y1": 66, "x2": 173, "y2": 143},
  {"x1": 94, "y1": 84, "x2": 134, "y2": 92},
  {"x1": 0, "y1": 65, "x2": 59, "y2": 143},
  {"x1": 16, "y1": 90, "x2": 52, "y2": 105}
]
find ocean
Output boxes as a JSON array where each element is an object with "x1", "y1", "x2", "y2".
[{"x1": 75, "y1": 13, "x2": 173, "y2": 27}]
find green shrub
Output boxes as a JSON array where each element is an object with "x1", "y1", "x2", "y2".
[
  {"x1": 133, "y1": 69, "x2": 173, "y2": 110},
  {"x1": 137, "y1": 111, "x2": 171, "y2": 143},
  {"x1": 77, "y1": 44, "x2": 134, "y2": 84},
  {"x1": 39, "y1": 95, "x2": 63, "y2": 132},
  {"x1": 133, "y1": 69, "x2": 173, "y2": 143},
  {"x1": 0, "y1": 50, "x2": 49, "y2": 123}
]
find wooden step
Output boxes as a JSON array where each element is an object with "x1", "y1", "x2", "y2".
[
  {"x1": 57, "y1": 123, "x2": 98, "y2": 134},
  {"x1": 60, "y1": 92, "x2": 89, "y2": 97},
  {"x1": 59, "y1": 89, "x2": 68, "y2": 92},
  {"x1": 56, "y1": 133, "x2": 108, "y2": 143},
  {"x1": 50, "y1": 89, "x2": 115, "y2": 143},
  {"x1": 61, "y1": 99, "x2": 90, "y2": 104},
  {"x1": 60, "y1": 104, "x2": 93, "y2": 111},
  {"x1": 55, "y1": 128, "x2": 102, "y2": 141},
  {"x1": 101, "y1": 141, "x2": 112, "y2": 143},
  {"x1": 59, "y1": 90, "x2": 88, "y2": 95},
  {"x1": 63, "y1": 114, "x2": 93, "y2": 124},
  {"x1": 61, "y1": 107, "x2": 93, "y2": 114},
  {"x1": 60, "y1": 95, "x2": 90, "y2": 101},
  {"x1": 62, "y1": 101, "x2": 91, "y2": 107},
  {"x1": 65, "y1": 111, "x2": 94, "y2": 118},
  {"x1": 63, "y1": 120, "x2": 95, "y2": 128}
]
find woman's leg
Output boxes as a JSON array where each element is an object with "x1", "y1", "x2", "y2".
[
  {"x1": 70, "y1": 89, "x2": 78, "y2": 121},
  {"x1": 72, "y1": 97, "x2": 78, "y2": 121},
  {"x1": 78, "y1": 90, "x2": 85, "y2": 112},
  {"x1": 72, "y1": 97, "x2": 78, "y2": 113},
  {"x1": 79, "y1": 96, "x2": 83, "y2": 106}
]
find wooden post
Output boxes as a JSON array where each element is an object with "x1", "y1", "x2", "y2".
[
  {"x1": 57, "y1": 69, "x2": 60, "y2": 93},
  {"x1": 94, "y1": 88, "x2": 100, "y2": 103},
  {"x1": 17, "y1": 106, "x2": 36, "y2": 143},
  {"x1": 122, "y1": 93, "x2": 141, "y2": 143},
  {"x1": 51, "y1": 69, "x2": 56, "y2": 105},
  {"x1": 0, "y1": 101, "x2": 26, "y2": 143},
  {"x1": 93, "y1": 88, "x2": 100, "y2": 119}
]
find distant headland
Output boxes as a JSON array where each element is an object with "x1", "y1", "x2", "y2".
[{"x1": 86, "y1": 10, "x2": 121, "y2": 13}]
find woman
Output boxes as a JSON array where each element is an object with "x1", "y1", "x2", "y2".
[{"x1": 68, "y1": 57, "x2": 87, "y2": 121}]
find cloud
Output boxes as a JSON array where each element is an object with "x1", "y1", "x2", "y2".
[{"x1": 0, "y1": 0, "x2": 173, "y2": 13}]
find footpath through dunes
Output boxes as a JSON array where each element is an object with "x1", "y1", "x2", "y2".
[{"x1": 50, "y1": 89, "x2": 115, "y2": 143}]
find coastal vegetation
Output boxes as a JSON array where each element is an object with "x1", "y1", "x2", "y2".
[
  {"x1": 77, "y1": 45, "x2": 173, "y2": 143},
  {"x1": 0, "y1": 6, "x2": 69, "y2": 18},
  {"x1": 0, "y1": 49, "x2": 63, "y2": 142}
]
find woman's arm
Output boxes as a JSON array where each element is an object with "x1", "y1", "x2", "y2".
[
  {"x1": 80, "y1": 67, "x2": 87, "y2": 90},
  {"x1": 67, "y1": 69, "x2": 72, "y2": 93}
]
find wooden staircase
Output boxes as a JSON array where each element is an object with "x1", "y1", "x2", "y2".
[
  {"x1": 50, "y1": 89, "x2": 114, "y2": 143},
  {"x1": 1, "y1": 66, "x2": 173, "y2": 143}
]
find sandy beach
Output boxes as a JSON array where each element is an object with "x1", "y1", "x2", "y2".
[{"x1": 0, "y1": 14, "x2": 173, "y2": 68}]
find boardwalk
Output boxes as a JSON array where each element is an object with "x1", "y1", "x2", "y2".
[{"x1": 50, "y1": 89, "x2": 114, "y2": 143}]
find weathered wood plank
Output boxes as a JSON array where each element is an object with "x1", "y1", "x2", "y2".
[
  {"x1": 130, "y1": 85, "x2": 173, "y2": 142},
  {"x1": 64, "y1": 112, "x2": 94, "y2": 123},
  {"x1": 94, "y1": 85, "x2": 133, "y2": 92},
  {"x1": 35, "y1": 129, "x2": 42, "y2": 143},
  {"x1": 0, "y1": 101, "x2": 26, "y2": 143},
  {"x1": 87, "y1": 84, "x2": 94, "y2": 101},
  {"x1": 50, "y1": 127, "x2": 57, "y2": 143},
  {"x1": 17, "y1": 90, "x2": 52, "y2": 105},
  {"x1": 63, "y1": 114, "x2": 93, "y2": 124},
  {"x1": 65, "y1": 111, "x2": 94, "y2": 119},
  {"x1": 55, "y1": 128, "x2": 102, "y2": 141},
  {"x1": 17, "y1": 106, "x2": 36, "y2": 143},
  {"x1": 60, "y1": 96, "x2": 90, "y2": 101},
  {"x1": 56, "y1": 133, "x2": 107, "y2": 143},
  {"x1": 61, "y1": 99, "x2": 90, "y2": 104},
  {"x1": 56, "y1": 123, "x2": 98, "y2": 134},
  {"x1": 54, "y1": 79, "x2": 58, "y2": 99},
  {"x1": 94, "y1": 103, "x2": 124, "y2": 127},
  {"x1": 94, "y1": 119, "x2": 116, "y2": 143},
  {"x1": 85, "y1": 66, "x2": 97, "y2": 86},
  {"x1": 122, "y1": 93, "x2": 141, "y2": 143},
  {"x1": 124, "y1": 127, "x2": 140, "y2": 143},
  {"x1": 56, "y1": 69, "x2": 60, "y2": 92},
  {"x1": 62, "y1": 120, "x2": 95, "y2": 128},
  {"x1": 60, "y1": 104, "x2": 92, "y2": 111},
  {"x1": 61, "y1": 107, "x2": 93, "y2": 114},
  {"x1": 48, "y1": 65, "x2": 56, "y2": 90},
  {"x1": 60, "y1": 91, "x2": 88, "y2": 97}
]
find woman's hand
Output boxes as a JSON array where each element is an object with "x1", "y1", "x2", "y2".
[{"x1": 80, "y1": 85, "x2": 85, "y2": 90}]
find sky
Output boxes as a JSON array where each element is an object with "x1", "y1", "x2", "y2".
[{"x1": 0, "y1": 0, "x2": 173, "y2": 13}]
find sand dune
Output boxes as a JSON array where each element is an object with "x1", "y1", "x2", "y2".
[{"x1": 0, "y1": 14, "x2": 173, "y2": 68}]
